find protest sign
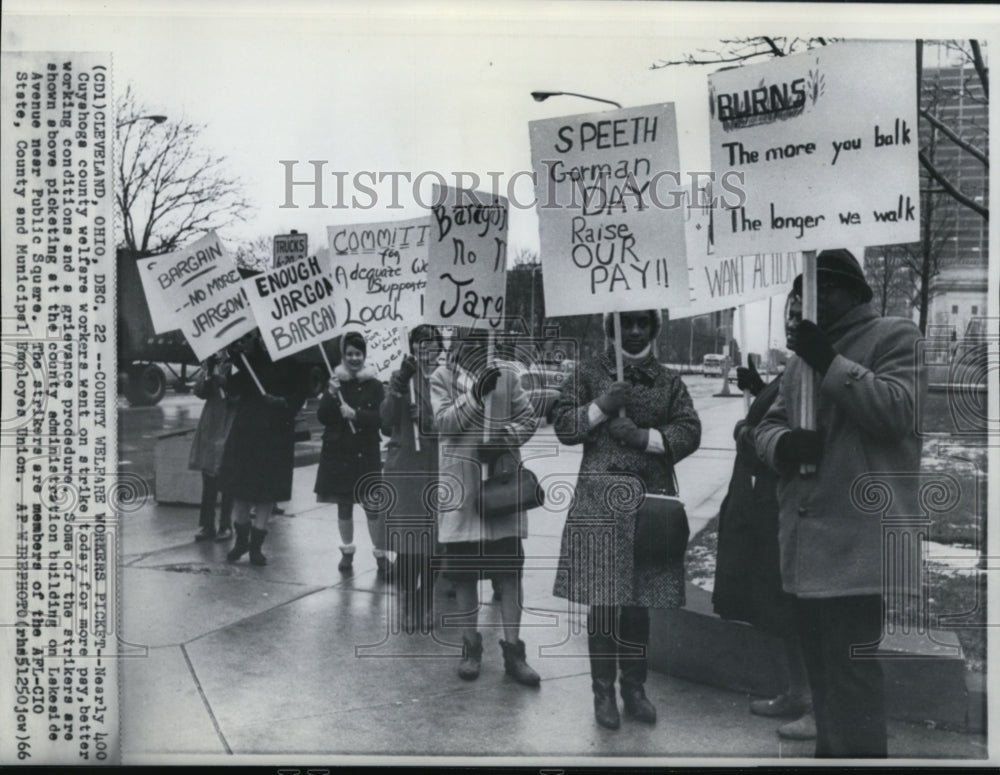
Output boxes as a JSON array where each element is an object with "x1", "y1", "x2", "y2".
[
  {"x1": 423, "y1": 185, "x2": 508, "y2": 330},
  {"x1": 529, "y1": 103, "x2": 690, "y2": 317},
  {"x1": 709, "y1": 40, "x2": 920, "y2": 256},
  {"x1": 273, "y1": 231, "x2": 308, "y2": 267},
  {"x1": 326, "y1": 216, "x2": 429, "y2": 332},
  {"x1": 364, "y1": 327, "x2": 406, "y2": 381},
  {"x1": 243, "y1": 254, "x2": 338, "y2": 360},
  {"x1": 680, "y1": 251, "x2": 801, "y2": 319},
  {"x1": 136, "y1": 231, "x2": 256, "y2": 361}
]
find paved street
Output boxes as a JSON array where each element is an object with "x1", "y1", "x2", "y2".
[{"x1": 116, "y1": 377, "x2": 985, "y2": 762}]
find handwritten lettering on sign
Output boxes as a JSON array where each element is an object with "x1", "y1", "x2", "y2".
[
  {"x1": 423, "y1": 185, "x2": 508, "y2": 329},
  {"x1": 326, "y1": 216, "x2": 429, "y2": 332},
  {"x1": 136, "y1": 231, "x2": 256, "y2": 360},
  {"x1": 681, "y1": 252, "x2": 801, "y2": 319},
  {"x1": 709, "y1": 41, "x2": 919, "y2": 255},
  {"x1": 244, "y1": 255, "x2": 338, "y2": 359},
  {"x1": 529, "y1": 103, "x2": 689, "y2": 317}
]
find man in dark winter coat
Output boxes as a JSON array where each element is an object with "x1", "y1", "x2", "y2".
[{"x1": 755, "y1": 249, "x2": 925, "y2": 758}]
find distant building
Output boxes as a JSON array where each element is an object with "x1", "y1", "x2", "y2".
[
  {"x1": 865, "y1": 46, "x2": 988, "y2": 337},
  {"x1": 923, "y1": 49, "x2": 989, "y2": 338}
]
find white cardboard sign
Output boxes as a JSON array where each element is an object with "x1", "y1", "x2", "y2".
[
  {"x1": 325, "y1": 216, "x2": 429, "y2": 332},
  {"x1": 243, "y1": 254, "x2": 338, "y2": 360},
  {"x1": 423, "y1": 185, "x2": 508, "y2": 330},
  {"x1": 708, "y1": 40, "x2": 920, "y2": 256},
  {"x1": 136, "y1": 231, "x2": 256, "y2": 360},
  {"x1": 529, "y1": 103, "x2": 690, "y2": 317}
]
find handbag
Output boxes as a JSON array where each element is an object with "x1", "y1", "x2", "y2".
[
  {"x1": 483, "y1": 450, "x2": 546, "y2": 520},
  {"x1": 633, "y1": 471, "x2": 689, "y2": 567}
]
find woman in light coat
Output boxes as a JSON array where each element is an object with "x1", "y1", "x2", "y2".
[{"x1": 429, "y1": 328, "x2": 540, "y2": 685}]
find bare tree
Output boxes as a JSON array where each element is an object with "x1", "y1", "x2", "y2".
[
  {"x1": 233, "y1": 235, "x2": 273, "y2": 273},
  {"x1": 116, "y1": 84, "x2": 254, "y2": 255},
  {"x1": 650, "y1": 36, "x2": 834, "y2": 69}
]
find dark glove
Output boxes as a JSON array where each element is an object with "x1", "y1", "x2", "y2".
[
  {"x1": 407, "y1": 403, "x2": 421, "y2": 424},
  {"x1": 472, "y1": 366, "x2": 501, "y2": 404},
  {"x1": 775, "y1": 428, "x2": 823, "y2": 467},
  {"x1": 389, "y1": 372, "x2": 408, "y2": 396},
  {"x1": 607, "y1": 416, "x2": 649, "y2": 450},
  {"x1": 398, "y1": 354, "x2": 417, "y2": 383},
  {"x1": 595, "y1": 381, "x2": 631, "y2": 415},
  {"x1": 736, "y1": 360, "x2": 765, "y2": 395},
  {"x1": 790, "y1": 320, "x2": 837, "y2": 374}
]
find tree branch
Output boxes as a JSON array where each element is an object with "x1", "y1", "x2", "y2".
[
  {"x1": 920, "y1": 108, "x2": 989, "y2": 167},
  {"x1": 919, "y1": 151, "x2": 989, "y2": 220}
]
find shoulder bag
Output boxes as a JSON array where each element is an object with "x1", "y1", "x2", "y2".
[{"x1": 633, "y1": 470, "x2": 689, "y2": 567}]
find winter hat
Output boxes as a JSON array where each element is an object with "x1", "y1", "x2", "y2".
[
  {"x1": 603, "y1": 309, "x2": 663, "y2": 340},
  {"x1": 817, "y1": 249, "x2": 873, "y2": 302},
  {"x1": 341, "y1": 331, "x2": 367, "y2": 358}
]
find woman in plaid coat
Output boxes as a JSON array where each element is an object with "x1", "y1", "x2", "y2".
[{"x1": 552, "y1": 309, "x2": 701, "y2": 730}]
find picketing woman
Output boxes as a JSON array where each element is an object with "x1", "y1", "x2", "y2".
[
  {"x1": 713, "y1": 286, "x2": 815, "y2": 741},
  {"x1": 189, "y1": 351, "x2": 236, "y2": 543},
  {"x1": 218, "y1": 329, "x2": 308, "y2": 566},
  {"x1": 379, "y1": 324, "x2": 443, "y2": 631},
  {"x1": 315, "y1": 331, "x2": 391, "y2": 579},
  {"x1": 551, "y1": 309, "x2": 701, "y2": 730},
  {"x1": 429, "y1": 327, "x2": 541, "y2": 685}
]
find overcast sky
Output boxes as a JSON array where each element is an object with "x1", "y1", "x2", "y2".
[{"x1": 4, "y1": 1, "x2": 997, "y2": 353}]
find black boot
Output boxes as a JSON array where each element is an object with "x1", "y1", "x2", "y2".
[
  {"x1": 248, "y1": 527, "x2": 268, "y2": 566},
  {"x1": 458, "y1": 632, "x2": 483, "y2": 681},
  {"x1": 499, "y1": 639, "x2": 541, "y2": 687},
  {"x1": 589, "y1": 606, "x2": 620, "y2": 730},
  {"x1": 593, "y1": 678, "x2": 621, "y2": 730},
  {"x1": 227, "y1": 522, "x2": 251, "y2": 562},
  {"x1": 619, "y1": 606, "x2": 656, "y2": 724}
]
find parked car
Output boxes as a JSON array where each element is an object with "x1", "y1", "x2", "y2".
[{"x1": 702, "y1": 353, "x2": 727, "y2": 377}]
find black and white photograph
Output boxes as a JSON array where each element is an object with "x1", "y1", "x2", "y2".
[{"x1": 1, "y1": 0, "x2": 997, "y2": 767}]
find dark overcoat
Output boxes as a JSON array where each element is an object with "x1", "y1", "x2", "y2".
[
  {"x1": 552, "y1": 350, "x2": 701, "y2": 608},
  {"x1": 218, "y1": 347, "x2": 306, "y2": 504},
  {"x1": 712, "y1": 376, "x2": 796, "y2": 635},
  {"x1": 379, "y1": 368, "x2": 439, "y2": 551},
  {"x1": 314, "y1": 364, "x2": 385, "y2": 503}
]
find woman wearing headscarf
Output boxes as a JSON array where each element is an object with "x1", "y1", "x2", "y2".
[
  {"x1": 713, "y1": 286, "x2": 815, "y2": 741},
  {"x1": 379, "y1": 324, "x2": 443, "y2": 631},
  {"x1": 430, "y1": 327, "x2": 541, "y2": 685},
  {"x1": 315, "y1": 331, "x2": 390, "y2": 578},
  {"x1": 552, "y1": 310, "x2": 701, "y2": 730},
  {"x1": 218, "y1": 329, "x2": 308, "y2": 566}
]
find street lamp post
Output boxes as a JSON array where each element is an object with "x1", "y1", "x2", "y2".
[{"x1": 530, "y1": 91, "x2": 622, "y2": 110}]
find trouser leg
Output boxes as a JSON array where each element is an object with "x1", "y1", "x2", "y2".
[
  {"x1": 199, "y1": 473, "x2": 219, "y2": 531},
  {"x1": 796, "y1": 595, "x2": 886, "y2": 758}
]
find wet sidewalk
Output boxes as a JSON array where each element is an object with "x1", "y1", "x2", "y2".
[{"x1": 118, "y1": 403, "x2": 986, "y2": 763}]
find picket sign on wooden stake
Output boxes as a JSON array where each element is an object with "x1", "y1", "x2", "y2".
[
  {"x1": 317, "y1": 343, "x2": 356, "y2": 434},
  {"x1": 239, "y1": 352, "x2": 266, "y2": 396},
  {"x1": 399, "y1": 326, "x2": 421, "y2": 453},
  {"x1": 800, "y1": 250, "x2": 817, "y2": 477},
  {"x1": 613, "y1": 312, "x2": 625, "y2": 418},
  {"x1": 738, "y1": 304, "x2": 751, "y2": 414},
  {"x1": 482, "y1": 331, "x2": 495, "y2": 482}
]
